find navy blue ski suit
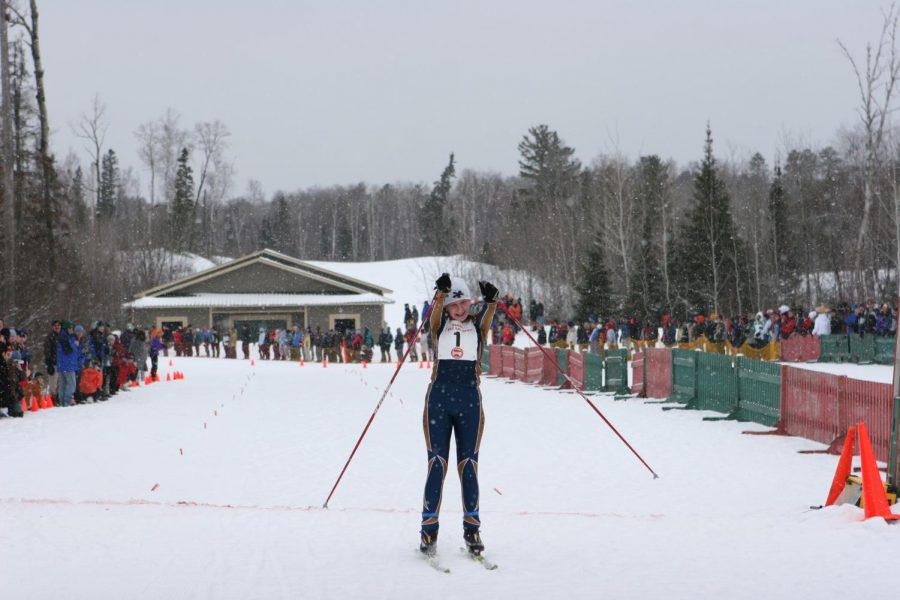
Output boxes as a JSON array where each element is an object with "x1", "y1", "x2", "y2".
[{"x1": 420, "y1": 292, "x2": 496, "y2": 536}]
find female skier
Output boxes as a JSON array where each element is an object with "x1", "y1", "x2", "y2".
[{"x1": 419, "y1": 273, "x2": 498, "y2": 556}]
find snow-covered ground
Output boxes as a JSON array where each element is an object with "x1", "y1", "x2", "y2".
[{"x1": 2, "y1": 356, "x2": 898, "y2": 599}]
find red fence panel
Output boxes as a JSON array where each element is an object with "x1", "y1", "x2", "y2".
[
  {"x1": 568, "y1": 352, "x2": 585, "y2": 390},
  {"x1": 539, "y1": 347, "x2": 557, "y2": 386},
  {"x1": 631, "y1": 351, "x2": 645, "y2": 396},
  {"x1": 840, "y1": 378, "x2": 893, "y2": 463},
  {"x1": 780, "y1": 366, "x2": 842, "y2": 446},
  {"x1": 488, "y1": 345, "x2": 502, "y2": 376},
  {"x1": 513, "y1": 348, "x2": 526, "y2": 380},
  {"x1": 501, "y1": 346, "x2": 516, "y2": 378},
  {"x1": 802, "y1": 336, "x2": 821, "y2": 362},
  {"x1": 781, "y1": 335, "x2": 822, "y2": 362},
  {"x1": 644, "y1": 348, "x2": 673, "y2": 399},
  {"x1": 780, "y1": 336, "x2": 805, "y2": 362},
  {"x1": 524, "y1": 348, "x2": 543, "y2": 383}
]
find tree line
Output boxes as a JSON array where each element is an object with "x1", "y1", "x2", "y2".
[{"x1": 2, "y1": 1, "x2": 900, "y2": 329}]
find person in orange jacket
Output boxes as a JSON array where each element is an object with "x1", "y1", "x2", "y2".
[{"x1": 79, "y1": 361, "x2": 104, "y2": 403}]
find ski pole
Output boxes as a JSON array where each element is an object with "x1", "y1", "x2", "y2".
[
  {"x1": 322, "y1": 290, "x2": 440, "y2": 508},
  {"x1": 498, "y1": 305, "x2": 659, "y2": 479}
]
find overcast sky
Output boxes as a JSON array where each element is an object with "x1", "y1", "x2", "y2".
[{"x1": 38, "y1": 0, "x2": 882, "y2": 197}]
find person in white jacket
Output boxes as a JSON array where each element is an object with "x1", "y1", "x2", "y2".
[
  {"x1": 812, "y1": 308, "x2": 831, "y2": 336},
  {"x1": 566, "y1": 321, "x2": 579, "y2": 351}
]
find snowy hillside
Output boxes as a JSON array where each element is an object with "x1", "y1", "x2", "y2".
[{"x1": 307, "y1": 255, "x2": 559, "y2": 330}]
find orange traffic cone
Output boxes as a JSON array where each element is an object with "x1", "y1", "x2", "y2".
[
  {"x1": 300, "y1": 358, "x2": 304, "y2": 366},
  {"x1": 179, "y1": 371, "x2": 184, "y2": 380},
  {"x1": 363, "y1": 361, "x2": 367, "y2": 369},
  {"x1": 166, "y1": 373, "x2": 171, "y2": 382},
  {"x1": 858, "y1": 422, "x2": 900, "y2": 521},
  {"x1": 426, "y1": 360, "x2": 431, "y2": 369},
  {"x1": 169, "y1": 359, "x2": 173, "y2": 367},
  {"x1": 826, "y1": 425, "x2": 856, "y2": 506},
  {"x1": 418, "y1": 360, "x2": 423, "y2": 369},
  {"x1": 145, "y1": 375, "x2": 152, "y2": 385},
  {"x1": 21, "y1": 398, "x2": 27, "y2": 413},
  {"x1": 251, "y1": 359, "x2": 255, "y2": 366},
  {"x1": 42, "y1": 395, "x2": 52, "y2": 409},
  {"x1": 323, "y1": 357, "x2": 327, "y2": 368},
  {"x1": 153, "y1": 374, "x2": 160, "y2": 382},
  {"x1": 29, "y1": 395, "x2": 40, "y2": 412}
]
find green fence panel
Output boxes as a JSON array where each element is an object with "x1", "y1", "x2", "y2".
[
  {"x1": 603, "y1": 349, "x2": 629, "y2": 394},
  {"x1": 818, "y1": 335, "x2": 850, "y2": 362},
  {"x1": 695, "y1": 353, "x2": 739, "y2": 414},
  {"x1": 481, "y1": 348, "x2": 490, "y2": 373},
  {"x1": 875, "y1": 337, "x2": 895, "y2": 365},
  {"x1": 734, "y1": 357, "x2": 781, "y2": 427},
  {"x1": 583, "y1": 352, "x2": 604, "y2": 392},
  {"x1": 667, "y1": 349, "x2": 697, "y2": 404},
  {"x1": 556, "y1": 348, "x2": 569, "y2": 387},
  {"x1": 849, "y1": 334, "x2": 876, "y2": 363}
]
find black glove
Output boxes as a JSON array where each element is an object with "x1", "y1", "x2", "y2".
[
  {"x1": 479, "y1": 281, "x2": 499, "y2": 303},
  {"x1": 435, "y1": 273, "x2": 451, "y2": 293}
]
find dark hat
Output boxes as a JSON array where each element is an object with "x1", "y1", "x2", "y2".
[{"x1": 62, "y1": 320, "x2": 75, "y2": 330}]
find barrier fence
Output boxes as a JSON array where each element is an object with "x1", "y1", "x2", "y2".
[
  {"x1": 513, "y1": 348, "x2": 526, "y2": 380},
  {"x1": 483, "y1": 342, "x2": 895, "y2": 468},
  {"x1": 644, "y1": 348, "x2": 673, "y2": 399},
  {"x1": 631, "y1": 351, "x2": 645, "y2": 396}
]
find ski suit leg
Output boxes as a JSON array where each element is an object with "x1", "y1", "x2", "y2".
[{"x1": 421, "y1": 382, "x2": 484, "y2": 535}]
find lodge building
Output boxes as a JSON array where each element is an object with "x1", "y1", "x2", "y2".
[{"x1": 124, "y1": 249, "x2": 393, "y2": 335}]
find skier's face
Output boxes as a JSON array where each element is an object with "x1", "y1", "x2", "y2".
[{"x1": 446, "y1": 300, "x2": 472, "y2": 321}]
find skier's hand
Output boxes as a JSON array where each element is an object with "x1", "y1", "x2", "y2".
[
  {"x1": 435, "y1": 273, "x2": 452, "y2": 293},
  {"x1": 479, "y1": 281, "x2": 499, "y2": 303}
]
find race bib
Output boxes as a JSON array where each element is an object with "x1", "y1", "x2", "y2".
[{"x1": 437, "y1": 319, "x2": 478, "y2": 361}]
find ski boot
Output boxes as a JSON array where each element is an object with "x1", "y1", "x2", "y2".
[
  {"x1": 419, "y1": 530, "x2": 438, "y2": 556},
  {"x1": 463, "y1": 530, "x2": 484, "y2": 556}
]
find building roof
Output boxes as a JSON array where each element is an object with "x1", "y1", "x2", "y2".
[
  {"x1": 125, "y1": 293, "x2": 393, "y2": 310},
  {"x1": 134, "y1": 249, "x2": 393, "y2": 298}
]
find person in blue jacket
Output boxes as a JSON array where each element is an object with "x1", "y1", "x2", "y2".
[
  {"x1": 56, "y1": 321, "x2": 82, "y2": 407},
  {"x1": 419, "y1": 273, "x2": 498, "y2": 557}
]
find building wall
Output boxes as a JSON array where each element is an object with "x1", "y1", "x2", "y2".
[
  {"x1": 306, "y1": 304, "x2": 385, "y2": 333},
  {"x1": 132, "y1": 307, "x2": 212, "y2": 330},
  {"x1": 132, "y1": 304, "x2": 386, "y2": 333},
  {"x1": 176, "y1": 262, "x2": 350, "y2": 295}
]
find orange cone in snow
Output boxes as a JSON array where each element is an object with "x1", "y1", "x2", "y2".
[
  {"x1": 363, "y1": 361, "x2": 367, "y2": 369},
  {"x1": 21, "y1": 398, "x2": 27, "y2": 413},
  {"x1": 166, "y1": 373, "x2": 171, "y2": 382},
  {"x1": 426, "y1": 360, "x2": 431, "y2": 369},
  {"x1": 145, "y1": 375, "x2": 152, "y2": 385},
  {"x1": 169, "y1": 359, "x2": 173, "y2": 367},
  {"x1": 29, "y1": 395, "x2": 40, "y2": 412},
  {"x1": 300, "y1": 358, "x2": 304, "y2": 366},
  {"x1": 153, "y1": 374, "x2": 160, "y2": 382},
  {"x1": 858, "y1": 422, "x2": 900, "y2": 521},
  {"x1": 250, "y1": 359, "x2": 255, "y2": 366},
  {"x1": 826, "y1": 425, "x2": 856, "y2": 506},
  {"x1": 323, "y1": 357, "x2": 327, "y2": 368},
  {"x1": 418, "y1": 360, "x2": 423, "y2": 369}
]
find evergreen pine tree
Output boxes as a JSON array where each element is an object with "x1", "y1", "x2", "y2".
[
  {"x1": 270, "y1": 192, "x2": 293, "y2": 253},
  {"x1": 97, "y1": 149, "x2": 119, "y2": 221},
  {"x1": 768, "y1": 164, "x2": 790, "y2": 298},
  {"x1": 170, "y1": 147, "x2": 195, "y2": 252},
  {"x1": 575, "y1": 232, "x2": 613, "y2": 322},
  {"x1": 72, "y1": 166, "x2": 88, "y2": 228},
  {"x1": 627, "y1": 155, "x2": 668, "y2": 320},
  {"x1": 674, "y1": 126, "x2": 743, "y2": 315},
  {"x1": 420, "y1": 153, "x2": 455, "y2": 253}
]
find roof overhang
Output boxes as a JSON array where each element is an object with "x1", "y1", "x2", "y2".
[{"x1": 124, "y1": 293, "x2": 394, "y2": 310}]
